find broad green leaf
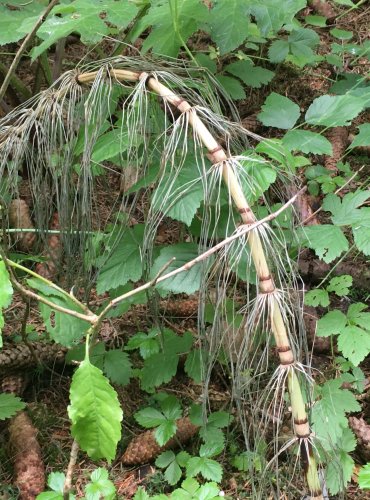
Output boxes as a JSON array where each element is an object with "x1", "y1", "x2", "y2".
[
  {"x1": 161, "y1": 395, "x2": 182, "y2": 421},
  {"x1": 268, "y1": 39, "x2": 289, "y2": 63},
  {"x1": 134, "y1": 407, "x2": 166, "y2": 428},
  {"x1": 327, "y1": 275, "x2": 353, "y2": 296},
  {"x1": 330, "y1": 28, "x2": 353, "y2": 40},
  {"x1": 215, "y1": 75, "x2": 246, "y2": 100},
  {"x1": 250, "y1": 0, "x2": 306, "y2": 37},
  {"x1": 0, "y1": 0, "x2": 45, "y2": 45},
  {"x1": 326, "y1": 450, "x2": 354, "y2": 495},
  {"x1": 91, "y1": 129, "x2": 130, "y2": 163},
  {"x1": 298, "y1": 225, "x2": 349, "y2": 263},
  {"x1": 338, "y1": 325, "x2": 370, "y2": 366},
  {"x1": 353, "y1": 213, "x2": 370, "y2": 255},
  {"x1": 282, "y1": 130, "x2": 333, "y2": 155},
  {"x1": 225, "y1": 60, "x2": 274, "y2": 88},
  {"x1": 208, "y1": 0, "x2": 251, "y2": 54},
  {"x1": 258, "y1": 93, "x2": 300, "y2": 129},
  {"x1": 349, "y1": 124, "x2": 370, "y2": 149},
  {"x1": 323, "y1": 191, "x2": 370, "y2": 226},
  {"x1": 103, "y1": 350, "x2": 132, "y2": 386},
  {"x1": 96, "y1": 224, "x2": 144, "y2": 294},
  {"x1": 304, "y1": 289, "x2": 330, "y2": 307},
  {"x1": 207, "y1": 411, "x2": 233, "y2": 428},
  {"x1": 32, "y1": 0, "x2": 139, "y2": 59},
  {"x1": 240, "y1": 157, "x2": 277, "y2": 203},
  {"x1": 68, "y1": 359, "x2": 123, "y2": 461},
  {"x1": 85, "y1": 468, "x2": 116, "y2": 500},
  {"x1": 156, "y1": 451, "x2": 176, "y2": 468},
  {"x1": 305, "y1": 94, "x2": 364, "y2": 127},
  {"x1": 155, "y1": 420, "x2": 178, "y2": 446},
  {"x1": 317, "y1": 310, "x2": 347, "y2": 337},
  {"x1": 47, "y1": 472, "x2": 66, "y2": 493},
  {"x1": 359, "y1": 463, "x2": 370, "y2": 490},
  {"x1": 194, "y1": 54, "x2": 217, "y2": 74},
  {"x1": 304, "y1": 15, "x2": 327, "y2": 27},
  {"x1": 346, "y1": 303, "x2": 370, "y2": 328},
  {"x1": 164, "y1": 460, "x2": 182, "y2": 485},
  {"x1": 0, "y1": 260, "x2": 13, "y2": 347},
  {"x1": 27, "y1": 279, "x2": 90, "y2": 347},
  {"x1": 0, "y1": 393, "x2": 25, "y2": 420},
  {"x1": 150, "y1": 243, "x2": 203, "y2": 296},
  {"x1": 125, "y1": 331, "x2": 160, "y2": 360},
  {"x1": 36, "y1": 493, "x2": 63, "y2": 500},
  {"x1": 186, "y1": 457, "x2": 222, "y2": 482},
  {"x1": 185, "y1": 349, "x2": 204, "y2": 384}
]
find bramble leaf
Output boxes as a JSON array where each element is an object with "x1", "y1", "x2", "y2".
[
  {"x1": 85, "y1": 468, "x2": 116, "y2": 500},
  {"x1": 68, "y1": 359, "x2": 123, "y2": 461},
  {"x1": 327, "y1": 275, "x2": 353, "y2": 296},
  {"x1": 186, "y1": 456, "x2": 223, "y2": 482},
  {"x1": 304, "y1": 289, "x2": 330, "y2": 307},
  {"x1": 0, "y1": 260, "x2": 13, "y2": 347},
  {"x1": 337, "y1": 325, "x2": 370, "y2": 366},
  {"x1": 282, "y1": 130, "x2": 333, "y2": 155},
  {"x1": 317, "y1": 310, "x2": 347, "y2": 337},
  {"x1": 0, "y1": 393, "x2": 25, "y2": 420},
  {"x1": 104, "y1": 350, "x2": 132, "y2": 386},
  {"x1": 225, "y1": 60, "x2": 275, "y2": 88},
  {"x1": 215, "y1": 75, "x2": 246, "y2": 100}
]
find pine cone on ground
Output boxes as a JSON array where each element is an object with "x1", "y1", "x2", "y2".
[
  {"x1": 241, "y1": 113, "x2": 261, "y2": 133},
  {"x1": 160, "y1": 298, "x2": 199, "y2": 317},
  {"x1": 325, "y1": 127, "x2": 349, "y2": 172},
  {"x1": 0, "y1": 342, "x2": 67, "y2": 373},
  {"x1": 1, "y1": 373, "x2": 29, "y2": 396},
  {"x1": 121, "y1": 417, "x2": 199, "y2": 465},
  {"x1": 308, "y1": 0, "x2": 336, "y2": 20},
  {"x1": 8, "y1": 199, "x2": 36, "y2": 252},
  {"x1": 349, "y1": 416, "x2": 370, "y2": 462}
]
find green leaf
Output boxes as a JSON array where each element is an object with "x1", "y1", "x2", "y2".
[
  {"x1": 207, "y1": 411, "x2": 233, "y2": 428},
  {"x1": 349, "y1": 124, "x2": 370, "y2": 149},
  {"x1": 0, "y1": 260, "x2": 13, "y2": 347},
  {"x1": 36, "y1": 493, "x2": 63, "y2": 500},
  {"x1": 27, "y1": 279, "x2": 90, "y2": 347},
  {"x1": 47, "y1": 472, "x2": 66, "y2": 493},
  {"x1": 85, "y1": 468, "x2": 116, "y2": 500},
  {"x1": 134, "y1": 407, "x2": 166, "y2": 428},
  {"x1": 317, "y1": 310, "x2": 347, "y2": 337},
  {"x1": 31, "y1": 0, "x2": 139, "y2": 59},
  {"x1": 215, "y1": 75, "x2": 246, "y2": 100},
  {"x1": 186, "y1": 457, "x2": 222, "y2": 482},
  {"x1": 161, "y1": 395, "x2": 182, "y2": 421},
  {"x1": 359, "y1": 463, "x2": 370, "y2": 490},
  {"x1": 326, "y1": 449, "x2": 354, "y2": 495},
  {"x1": 155, "y1": 420, "x2": 178, "y2": 446},
  {"x1": 268, "y1": 39, "x2": 289, "y2": 63},
  {"x1": 338, "y1": 325, "x2": 370, "y2": 366},
  {"x1": 104, "y1": 350, "x2": 132, "y2": 386},
  {"x1": 258, "y1": 93, "x2": 300, "y2": 129},
  {"x1": 304, "y1": 15, "x2": 327, "y2": 27},
  {"x1": 133, "y1": 488, "x2": 150, "y2": 500},
  {"x1": 225, "y1": 60, "x2": 275, "y2": 88},
  {"x1": 304, "y1": 289, "x2": 330, "y2": 307},
  {"x1": 91, "y1": 129, "x2": 130, "y2": 163},
  {"x1": 240, "y1": 157, "x2": 277, "y2": 203},
  {"x1": 298, "y1": 225, "x2": 349, "y2": 263},
  {"x1": 208, "y1": 0, "x2": 251, "y2": 54},
  {"x1": 330, "y1": 28, "x2": 353, "y2": 40},
  {"x1": 282, "y1": 130, "x2": 333, "y2": 155},
  {"x1": 353, "y1": 212, "x2": 370, "y2": 256},
  {"x1": 327, "y1": 275, "x2": 353, "y2": 296},
  {"x1": 305, "y1": 94, "x2": 365, "y2": 127},
  {"x1": 150, "y1": 243, "x2": 203, "y2": 296},
  {"x1": 156, "y1": 451, "x2": 176, "y2": 468},
  {"x1": 333, "y1": 0, "x2": 356, "y2": 6},
  {"x1": 323, "y1": 191, "x2": 370, "y2": 226},
  {"x1": 250, "y1": 0, "x2": 306, "y2": 36},
  {"x1": 185, "y1": 349, "x2": 204, "y2": 384},
  {"x1": 68, "y1": 358, "x2": 123, "y2": 461},
  {"x1": 0, "y1": 393, "x2": 25, "y2": 420},
  {"x1": 164, "y1": 460, "x2": 182, "y2": 486},
  {"x1": 96, "y1": 224, "x2": 144, "y2": 294},
  {"x1": 125, "y1": 331, "x2": 160, "y2": 360},
  {"x1": 0, "y1": 1, "x2": 45, "y2": 45}
]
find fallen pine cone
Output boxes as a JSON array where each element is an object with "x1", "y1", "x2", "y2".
[
  {"x1": 308, "y1": 0, "x2": 336, "y2": 20},
  {"x1": 8, "y1": 199, "x2": 36, "y2": 252},
  {"x1": 241, "y1": 113, "x2": 261, "y2": 133},
  {"x1": 349, "y1": 416, "x2": 370, "y2": 462},
  {"x1": 121, "y1": 417, "x2": 199, "y2": 465},
  {"x1": 325, "y1": 127, "x2": 349, "y2": 173}
]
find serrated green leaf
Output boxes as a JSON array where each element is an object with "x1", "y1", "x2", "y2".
[
  {"x1": 326, "y1": 450, "x2": 354, "y2": 495},
  {"x1": 353, "y1": 212, "x2": 370, "y2": 256},
  {"x1": 155, "y1": 420, "x2": 178, "y2": 446},
  {"x1": 359, "y1": 463, "x2": 370, "y2": 490},
  {"x1": 91, "y1": 129, "x2": 130, "y2": 163},
  {"x1": 150, "y1": 243, "x2": 203, "y2": 296},
  {"x1": 305, "y1": 94, "x2": 365, "y2": 127},
  {"x1": 215, "y1": 75, "x2": 246, "y2": 100},
  {"x1": 185, "y1": 349, "x2": 204, "y2": 384},
  {"x1": 47, "y1": 472, "x2": 65, "y2": 493},
  {"x1": 298, "y1": 225, "x2": 349, "y2": 263},
  {"x1": 186, "y1": 456, "x2": 222, "y2": 482},
  {"x1": 177, "y1": 451, "x2": 191, "y2": 467},
  {"x1": 268, "y1": 39, "x2": 290, "y2": 63},
  {"x1": 133, "y1": 487, "x2": 150, "y2": 500},
  {"x1": 161, "y1": 395, "x2": 182, "y2": 421},
  {"x1": 97, "y1": 224, "x2": 144, "y2": 294},
  {"x1": 103, "y1": 350, "x2": 132, "y2": 386},
  {"x1": 135, "y1": 407, "x2": 166, "y2": 428},
  {"x1": 0, "y1": 260, "x2": 13, "y2": 347},
  {"x1": 156, "y1": 451, "x2": 176, "y2": 468},
  {"x1": 208, "y1": 411, "x2": 233, "y2": 428},
  {"x1": 239, "y1": 157, "x2": 277, "y2": 203},
  {"x1": 323, "y1": 191, "x2": 370, "y2": 226},
  {"x1": 0, "y1": 393, "x2": 25, "y2": 420},
  {"x1": 317, "y1": 310, "x2": 347, "y2": 337},
  {"x1": 164, "y1": 460, "x2": 182, "y2": 485},
  {"x1": 250, "y1": 0, "x2": 306, "y2": 37},
  {"x1": 225, "y1": 60, "x2": 274, "y2": 88},
  {"x1": 330, "y1": 28, "x2": 353, "y2": 40},
  {"x1": 85, "y1": 467, "x2": 116, "y2": 500},
  {"x1": 0, "y1": 0, "x2": 45, "y2": 45},
  {"x1": 125, "y1": 331, "x2": 160, "y2": 360},
  {"x1": 27, "y1": 279, "x2": 90, "y2": 347},
  {"x1": 305, "y1": 15, "x2": 327, "y2": 27},
  {"x1": 31, "y1": 0, "x2": 139, "y2": 59},
  {"x1": 282, "y1": 130, "x2": 333, "y2": 155},
  {"x1": 349, "y1": 124, "x2": 370, "y2": 149},
  {"x1": 327, "y1": 275, "x2": 353, "y2": 296},
  {"x1": 258, "y1": 93, "x2": 300, "y2": 129},
  {"x1": 208, "y1": 0, "x2": 251, "y2": 54},
  {"x1": 68, "y1": 359, "x2": 123, "y2": 461},
  {"x1": 304, "y1": 289, "x2": 330, "y2": 307},
  {"x1": 338, "y1": 325, "x2": 370, "y2": 366},
  {"x1": 196, "y1": 482, "x2": 220, "y2": 500}
]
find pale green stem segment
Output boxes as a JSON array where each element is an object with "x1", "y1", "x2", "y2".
[{"x1": 75, "y1": 68, "x2": 322, "y2": 498}]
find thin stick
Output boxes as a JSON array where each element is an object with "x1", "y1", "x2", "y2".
[
  {"x1": 0, "y1": 0, "x2": 60, "y2": 102},
  {"x1": 63, "y1": 440, "x2": 79, "y2": 500}
]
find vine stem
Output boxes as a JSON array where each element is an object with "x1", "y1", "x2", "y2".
[{"x1": 0, "y1": 0, "x2": 60, "y2": 102}]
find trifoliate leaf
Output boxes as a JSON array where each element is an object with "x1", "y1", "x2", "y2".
[
  {"x1": 68, "y1": 359, "x2": 123, "y2": 461},
  {"x1": 96, "y1": 224, "x2": 144, "y2": 294},
  {"x1": 150, "y1": 243, "x2": 204, "y2": 296},
  {"x1": 317, "y1": 310, "x2": 347, "y2": 337},
  {"x1": 305, "y1": 94, "x2": 364, "y2": 127},
  {"x1": 304, "y1": 289, "x2": 330, "y2": 307},
  {"x1": 156, "y1": 451, "x2": 176, "y2": 469},
  {"x1": 359, "y1": 463, "x2": 370, "y2": 490},
  {"x1": 349, "y1": 124, "x2": 370, "y2": 149},
  {"x1": 161, "y1": 395, "x2": 182, "y2": 421},
  {"x1": 327, "y1": 275, "x2": 353, "y2": 296},
  {"x1": 0, "y1": 393, "x2": 25, "y2": 420},
  {"x1": 103, "y1": 350, "x2": 132, "y2": 386},
  {"x1": 47, "y1": 472, "x2": 66, "y2": 493},
  {"x1": 125, "y1": 331, "x2": 160, "y2": 360},
  {"x1": 298, "y1": 225, "x2": 349, "y2": 263},
  {"x1": 258, "y1": 93, "x2": 300, "y2": 129},
  {"x1": 215, "y1": 75, "x2": 246, "y2": 100},
  {"x1": 208, "y1": 0, "x2": 251, "y2": 54},
  {"x1": 225, "y1": 60, "x2": 275, "y2": 88},
  {"x1": 27, "y1": 279, "x2": 90, "y2": 347},
  {"x1": 208, "y1": 411, "x2": 233, "y2": 428},
  {"x1": 186, "y1": 456, "x2": 223, "y2": 482},
  {"x1": 282, "y1": 130, "x2": 333, "y2": 155}
]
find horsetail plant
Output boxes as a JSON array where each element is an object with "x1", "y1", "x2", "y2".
[{"x1": 0, "y1": 56, "x2": 325, "y2": 498}]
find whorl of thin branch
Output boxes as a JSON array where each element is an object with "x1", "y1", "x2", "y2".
[
  {"x1": 121, "y1": 417, "x2": 199, "y2": 465},
  {"x1": 325, "y1": 127, "x2": 349, "y2": 173},
  {"x1": 8, "y1": 199, "x2": 36, "y2": 252},
  {"x1": 8, "y1": 411, "x2": 45, "y2": 500}
]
